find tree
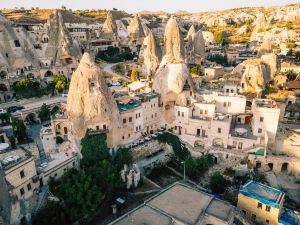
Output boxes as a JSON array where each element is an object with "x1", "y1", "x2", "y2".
[
  {"x1": 8, "y1": 136, "x2": 16, "y2": 149},
  {"x1": 190, "y1": 66, "x2": 201, "y2": 75},
  {"x1": 296, "y1": 51, "x2": 300, "y2": 60},
  {"x1": 52, "y1": 75, "x2": 68, "y2": 92},
  {"x1": 131, "y1": 67, "x2": 139, "y2": 81},
  {"x1": 38, "y1": 103, "x2": 51, "y2": 122},
  {"x1": 114, "y1": 148, "x2": 133, "y2": 172},
  {"x1": 12, "y1": 118, "x2": 27, "y2": 142},
  {"x1": 214, "y1": 32, "x2": 224, "y2": 45},
  {"x1": 209, "y1": 172, "x2": 230, "y2": 194}
]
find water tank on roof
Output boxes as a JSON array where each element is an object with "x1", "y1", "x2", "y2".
[{"x1": 0, "y1": 143, "x2": 9, "y2": 152}]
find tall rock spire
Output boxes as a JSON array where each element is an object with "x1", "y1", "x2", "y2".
[
  {"x1": 127, "y1": 14, "x2": 145, "y2": 40},
  {"x1": 143, "y1": 31, "x2": 162, "y2": 76},
  {"x1": 164, "y1": 17, "x2": 185, "y2": 62},
  {"x1": 103, "y1": 11, "x2": 117, "y2": 33},
  {"x1": 185, "y1": 25, "x2": 205, "y2": 65},
  {"x1": 67, "y1": 53, "x2": 121, "y2": 146}
]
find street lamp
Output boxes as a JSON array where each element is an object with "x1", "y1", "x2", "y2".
[{"x1": 181, "y1": 161, "x2": 186, "y2": 180}]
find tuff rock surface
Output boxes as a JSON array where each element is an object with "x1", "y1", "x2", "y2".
[
  {"x1": 143, "y1": 31, "x2": 162, "y2": 76},
  {"x1": 185, "y1": 25, "x2": 205, "y2": 65},
  {"x1": 67, "y1": 53, "x2": 121, "y2": 146},
  {"x1": 127, "y1": 15, "x2": 145, "y2": 40}
]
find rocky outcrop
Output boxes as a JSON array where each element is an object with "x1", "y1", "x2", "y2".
[
  {"x1": 185, "y1": 25, "x2": 205, "y2": 65},
  {"x1": 257, "y1": 34, "x2": 272, "y2": 57},
  {"x1": 103, "y1": 11, "x2": 117, "y2": 33},
  {"x1": 127, "y1": 15, "x2": 145, "y2": 40},
  {"x1": 238, "y1": 25, "x2": 251, "y2": 35},
  {"x1": 45, "y1": 10, "x2": 81, "y2": 65},
  {"x1": 233, "y1": 59, "x2": 271, "y2": 94},
  {"x1": 261, "y1": 53, "x2": 280, "y2": 80},
  {"x1": 254, "y1": 13, "x2": 268, "y2": 32},
  {"x1": 202, "y1": 31, "x2": 215, "y2": 45},
  {"x1": 67, "y1": 53, "x2": 121, "y2": 146},
  {"x1": 164, "y1": 17, "x2": 185, "y2": 62},
  {"x1": 143, "y1": 31, "x2": 162, "y2": 76}
]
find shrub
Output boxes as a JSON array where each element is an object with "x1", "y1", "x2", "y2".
[{"x1": 209, "y1": 172, "x2": 230, "y2": 194}]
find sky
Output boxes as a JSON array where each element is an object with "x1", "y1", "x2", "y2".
[{"x1": 0, "y1": 0, "x2": 299, "y2": 13}]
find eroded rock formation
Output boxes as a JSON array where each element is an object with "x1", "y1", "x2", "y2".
[
  {"x1": 143, "y1": 31, "x2": 162, "y2": 76},
  {"x1": 185, "y1": 25, "x2": 205, "y2": 65},
  {"x1": 103, "y1": 11, "x2": 117, "y2": 33},
  {"x1": 233, "y1": 59, "x2": 271, "y2": 94},
  {"x1": 127, "y1": 15, "x2": 145, "y2": 40},
  {"x1": 261, "y1": 53, "x2": 280, "y2": 80},
  {"x1": 164, "y1": 17, "x2": 185, "y2": 62},
  {"x1": 67, "y1": 53, "x2": 121, "y2": 146},
  {"x1": 45, "y1": 10, "x2": 81, "y2": 65}
]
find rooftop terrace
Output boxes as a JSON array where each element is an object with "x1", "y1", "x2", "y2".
[
  {"x1": 0, "y1": 148, "x2": 31, "y2": 171},
  {"x1": 239, "y1": 180, "x2": 285, "y2": 208}
]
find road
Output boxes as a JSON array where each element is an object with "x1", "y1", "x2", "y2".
[{"x1": 101, "y1": 62, "x2": 131, "y2": 82}]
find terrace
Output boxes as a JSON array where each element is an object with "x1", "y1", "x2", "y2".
[{"x1": 0, "y1": 148, "x2": 32, "y2": 171}]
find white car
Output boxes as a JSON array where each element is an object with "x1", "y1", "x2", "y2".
[
  {"x1": 0, "y1": 109, "x2": 7, "y2": 114},
  {"x1": 61, "y1": 93, "x2": 68, "y2": 97}
]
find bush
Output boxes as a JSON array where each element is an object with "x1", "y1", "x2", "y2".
[
  {"x1": 214, "y1": 32, "x2": 224, "y2": 45},
  {"x1": 286, "y1": 21, "x2": 293, "y2": 30},
  {"x1": 209, "y1": 172, "x2": 230, "y2": 194},
  {"x1": 38, "y1": 103, "x2": 51, "y2": 122},
  {"x1": 190, "y1": 66, "x2": 201, "y2": 75}
]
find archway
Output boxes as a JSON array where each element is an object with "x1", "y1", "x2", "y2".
[
  {"x1": 281, "y1": 163, "x2": 288, "y2": 173},
  {"x1": 268, "y1": 163, "x2": 273, "y2": 171},
  {"x1": 214, "y1": 157, "x2": 218, "y2": 164},
  {"x1": 44, "y1": 70, "x2": 53, "y2": 78},
  {"x1": 0, "y1": 71, "x2": 8, "y2": 80},
  {"x1": 212, "y1": 138, "x2": 224, "y2": 148},
  {"x1": 194, "y1": 140, "x2": 205, "y2": 148},
  {"x1": 255, "y1": 161, "x2": 262, "y2": 169}
]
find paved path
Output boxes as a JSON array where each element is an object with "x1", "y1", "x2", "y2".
[{"x1": 101, "y1": 62, "x2": 131, "y2": 82}]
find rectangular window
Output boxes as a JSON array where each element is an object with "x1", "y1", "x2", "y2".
[
  {"x1": 238, "y1": 142, "x2": 243, "y2": 150},
  {"x1": 123, "y1": 118, "x2": 126, "y2": 124},
  {"x1": 96, "y1": 126, "x2": 99, "y2": 130},
  {"x1": 205, "y1": 110, "x2": 208, "y2": 114},
  {"x1": 266, "y1": 206, "x2": 271, "y2": 212},
  {"x1": 218, "y1": 128, "x2": 221, "y2": 133},
  {"x1": 178, "y1": 111, "x2": 180, "y2": 116},
  {"x1": 20, "y1": 170, "x2": 25, "y2": 178},
  {"x1": 200, "y1": 109, "x2": 203, "y2": 114},
  {"x1": 181, "y1": 112, "x2": 184, "y2": 117},
  {"x1": 223, "y1": 102, "x2": 227, "y2": 107},
  {"x1": 228, "y1": 102, "x2": 231, "y2": 107},
  {"x1": 260, "y1": 117, "x2": 264, "y2": 122},
  {"x1": 232, "y1": 141, "x2": 237, "y2": 148},
  {"x1": 266, "y1": 220, "x2": 269, "y2": 224},
  {"x1": 20, "y1": 188, "x2": 25, "y2": 196},
  {"x1": 129, "y1": 117, "x2": 132, "y2": 122},
  {"x1": 197, "y1": 129, "x2": 200, "y2": 136},
  {"x1": 27, "y1": 183, "x2": 32, "y2": 191},
  {"x1": 258, "y1": 128, "x2": 262, "y2": 133},
  {"x1": 257, "y1": 202, "x2": 262, "y2": 209}
]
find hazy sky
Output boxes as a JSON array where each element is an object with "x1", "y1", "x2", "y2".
[{"x1": 0, "y1": 0, "x2": 299, "y2": 13}]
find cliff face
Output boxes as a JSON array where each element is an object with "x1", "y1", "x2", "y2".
[
  {"x1": 185, "y1": 25, "x2": 205, "y2": 65},
  {"x1": 102, "y1": 11, "x2": 117, "y2": 33},
  {"x1": 127, "y1": 15, "x2": 145, "y2": 40},
  {"x1": 45, "y1": 10, "x2": 81, "y2": 65},
  {"x1": 233, "y1": 59, "x2": 271, "y2": 94},
  {"x1": 143, "y1": 31, "x2": 162, "y2": 76},
  {"x1": 67, "y1": 53, "x2": 121, "y2": 146},
  {"x1": 261, "y1": 53, "x2": 280, "y2": 80},
  {"x1": 164, "y1": 17, "x2": 185, "y2": 62}
]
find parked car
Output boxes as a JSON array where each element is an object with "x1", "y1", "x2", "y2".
[
  {"x1": 62, "y1": 93, "x2": 68, "y2": 97},
  {"x1": 0, "y1": 109, "x2": 7, "y2": 114},
  {"x1": 7, "y1": 105, "x2": 24, "y2": 113}
]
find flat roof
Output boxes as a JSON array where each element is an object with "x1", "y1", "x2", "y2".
[
  {"x1": 149, "y1": 184, "x2": 213, "y2": 224},
  {"x1": 109, "y1": 183, "x2": 237, "y2": 225},
  {"x1": 239, "y1": 180, "x2": 285, "y2": 208},
  {"x1": 112, "y1": 205, "x2": 173, "y2": 225},
  {"x1": 0, "y1": 148, "x2": 31, "y2": 171},
  {"x1": 205, "y1": 199, "x2": 233, "y2": 221},
  {"x1": 137, "y1": 91, "x2": 160, "y2": 102}
]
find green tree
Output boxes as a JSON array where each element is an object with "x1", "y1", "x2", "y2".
[
  {"x1": 114, "y1": 148, "x2": 133, "y2": 172},
  {"x1": 12, "y1": 118, "x2": 27, "y2": 142},
  {"x1": 130, "y1": 67, "x2": 139, "y2": 81},
  {"x1": 209, "y1": 172, "x2": 230, "y2": 194},
  {"x1": 32, "y1": 201, "x2": 69, "y2": 225},
  {"x1": 296, "y1": 51, "x2": 300, "y2": 60},
  {"x1": 38, "y1": 103, "x2": 51, "y2": 122},
  {"x1": 190, "y1": 66, "x2": 201, "y2": 75},
  {"x1": 184, "y1": 155, "x2": 198, "y2": 180},
  {"x1": 8, "y1": 136, "x2": 16, "y2": 149},
  {"x1": 157, "y1": 132, "x2": 190, "y2": 160},
  {"x1": 214, "y1": 32, "x2": 224, "y2": 45},
  {"x1": 52, "y1": 74, "x2": 68, "y2": 92}
]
